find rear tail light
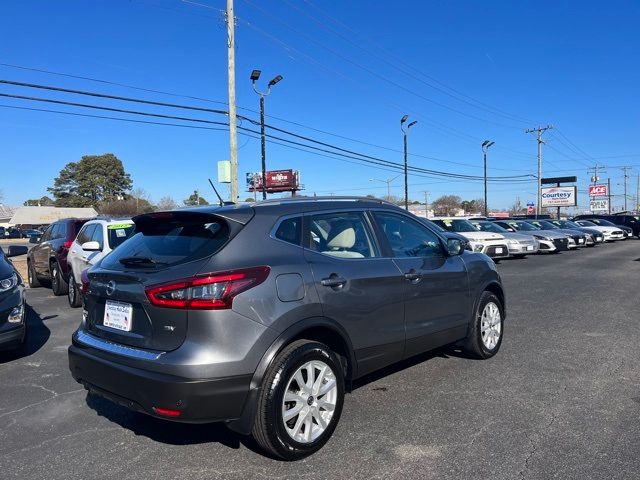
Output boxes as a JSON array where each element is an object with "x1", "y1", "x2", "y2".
[
  {"x1": 80, "y1": 268, "x2": 90, "y2": 294},
  {"x1": 152, "y1": 406, "x2": 181, "y2": 417},
  {"x1": 145, "y1": 266, "x2": 270, "y2": 310},
  {"x1": 63, "y1": 240, "x2": 73, "y2": 249}
]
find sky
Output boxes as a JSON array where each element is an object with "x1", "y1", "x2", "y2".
[{"x1": 1, "y1": 0, "x2": 639, "y2": 211}]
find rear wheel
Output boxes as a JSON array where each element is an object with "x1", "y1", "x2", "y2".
[
  {"x1": 27, "y1": 260, "x2": 41, "y2": 288},
  {"x1": 463, "y1": 291, "x2": 504, "y2": 359},
  {"x1": 252, "y1": 340, "x2": 345, "y2": 460},
  {"x1": 67, "y1": 275, "x2": 82, "y2": 307},
  {"x1": 50, "y1": 261, "x2": 68, "y2": 296}
]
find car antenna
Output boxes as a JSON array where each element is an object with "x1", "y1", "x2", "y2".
[{"x1": 208, "y1": 179, "x2": 234, "y2": 206}]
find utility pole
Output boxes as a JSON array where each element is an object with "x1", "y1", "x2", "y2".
[
  {"x1": 400, "y1": 115, "x2": 418, "y2": 211},
  {"x1": 226, "y1": 0, "x2": 238, "y2": 203},
  {"x1": 481, "y1": 140, "x2": 495, "y2": 217},
  {"x1": 587, "y1": 164, "x2": 605, "y2": 185},
  {"x1": 423, "y1": 191, "x2": 430, "y2": 218},
  {"x1": 370, "y1": 175, "x2": 400, "y2": 200},
  {"x1": 607, "y1": 178, "x2": 611, "y2": 213},
  {"x1": 636, "y1": 173, "x2": 639, "y2": 212},
  {"x1": 525, "y1": 125, "x2": 553, "y2": 218},
  {"x1": 621, "y1": 166, "x2": 631, "y2": 211}
]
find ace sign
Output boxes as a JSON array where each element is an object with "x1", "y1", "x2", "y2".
[{"x1": 588, "y1": 184, "x2": 608, "y2": 197}]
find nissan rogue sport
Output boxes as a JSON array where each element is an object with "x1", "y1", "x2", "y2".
[{"x1": 68, "y1": 197, "x2": 506, "y2": 460}]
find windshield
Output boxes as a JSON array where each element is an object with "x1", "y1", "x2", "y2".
[
  {"x1": 421, "y1": 219, "x2": 445, "y2": 232},
  {"x1": 107, "y1": 223, "x2": 136, "y2": 249},
  {"x1": 591, "y1": 218, "x2": 616, "y2": 227},
  {"x1": 511, "y1": 221, "x2": 539, "y2": 231},
  {"x1": 577, "y1": 220, "x2": 597, "y2": 227},
  {"x1": 559, "y1": 220, "x2": 581, "y2": 228},
  {"x1": 434, "y1": 219, "x2": 479, "y2": 233},
  {"x1": 529, "y1": 220, "x2": 559, "y2": 230},
  {"x1": 473, "y1": 221, "x2": 506, "y2": 233}
]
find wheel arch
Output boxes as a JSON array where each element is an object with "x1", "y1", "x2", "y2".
[{"x1": 227, "y1": 316, "x2": 356, "y2": 435}]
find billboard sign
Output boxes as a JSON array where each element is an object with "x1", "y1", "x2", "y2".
[
  {"x1": 246, "y1": 170, "x2": 299, "y2": 192},
  {"x1": 588, "y1": 184, "x2": 608, "y2": 197},
  {"x1": 541, "y1": 186, "x2": 577, "y2": 207},
  {"x1": 590, "y1": 199, "x2": 609, "y2": 212}
]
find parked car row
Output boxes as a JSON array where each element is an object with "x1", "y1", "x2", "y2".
[{"x1": 427, "y1": 215, "x2": 634, "y2": 260}]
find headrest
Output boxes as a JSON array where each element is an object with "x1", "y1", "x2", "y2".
[{"x1": 326, "y1": 221, "x2": 356, "y2": 249}]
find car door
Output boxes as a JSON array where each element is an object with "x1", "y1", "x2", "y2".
[
  {"x1": 371, "y1": 211, "x2": 471, "y2": 358},
  {"x1": 32, "y1": 224, "x2": 54, "y2": 276},
  {"x1": 303, "y1": 210, "x2": 406, "y2": 377},
  {"x1": 69, "y1": 224, "x2": 94, "y2": 281}
]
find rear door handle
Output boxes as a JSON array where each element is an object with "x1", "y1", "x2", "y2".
[
  {"x1": 321, "y1": 276, "x2": 347, "y2": 288},
  {"x1": 404, "y1": 270, "x2": 422, "y2": 282}
]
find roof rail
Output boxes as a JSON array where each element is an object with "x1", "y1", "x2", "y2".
[{"x1": 253, "y1": 196, "x2": 397, "y2": 206}]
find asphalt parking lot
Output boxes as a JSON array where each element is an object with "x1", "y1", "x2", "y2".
[{"x1": 1, "y1": 241, "x2": 639, "y2": 480}]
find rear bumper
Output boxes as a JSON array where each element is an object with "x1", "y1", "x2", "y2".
[{"x1": 68, "y1": 343, "x2": 252, "y2": 423}]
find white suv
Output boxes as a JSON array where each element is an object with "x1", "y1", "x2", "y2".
[
  {"x1": 431, "y1": 217, "x2": 510, "y2": 260},
  {"x1": 67, "y1": 219, "x2": 135, "y2": 307}
]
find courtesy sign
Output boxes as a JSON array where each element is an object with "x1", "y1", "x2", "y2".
[{"x1": 541, "y1": 186, "x2": 577, "y2": 207}]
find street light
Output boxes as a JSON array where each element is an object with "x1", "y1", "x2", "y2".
[
  {"x1": 401, "y1": 116, "x2": 418, "y2": 210},
  {"x1": 251, "y1": 69, "x2": 283, "y2": 200},
  {"x1": 370, "y1": 175, "x2": 401, "y2": 199},
  {"x1": 481, "y1": 140, "x2": 495, "y2": 217}
]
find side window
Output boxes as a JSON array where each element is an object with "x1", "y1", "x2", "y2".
[
  {"x1": 40, "y1": 225, "x2": 54, "y2": 242},
  {"x1": 76, "y1": 225, "x2": 90, "y2": 245},
  {"x1": 78, "y1": 225, "x2": 96, "y2": 246},
  {"x1": 91, "y1": 224, "x2": 104, "y2": 250},
  {"x1": 274, "y1": 217, "x2": 302, "y2": 246},
  {"x1": 307, "y1": 212, "x2": 378, "y2": 259},
  {"x1": 51, "y1": 223, "x2": 63, "y2": 240},
  {"x1": 374, "y1": 212, "x2": 444, "y2": 258}
]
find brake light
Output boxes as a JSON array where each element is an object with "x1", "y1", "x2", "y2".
[
  {"x1": 145, "y1": 266, "x2": 270, "y2": 310},
  {"x1": 80, "y1": 268, "x2": 91, "y2": 295},
  {"x1": 63, "y1": 240, "x2": 73, "y2": 249}
]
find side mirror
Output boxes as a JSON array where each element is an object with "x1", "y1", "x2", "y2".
[
  {"x1": 7, "y1": 245, "x2": 28, "y2": 257},
  {"x1": 29, "y1": 235, "x2": 41, "y2": 244},
  {"x1": 81, "y1": 241, "x2": 101, "y2": 252},
  {"x1": 446, "y1": 238, "x2": 464, "y2": 256}
]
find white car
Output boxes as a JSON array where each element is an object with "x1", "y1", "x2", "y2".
[
  {"x1": 574, "y1": 220, "x2": 625, "y2": 242},
  {"x1": 66, "y1": 219, "x2": 135, "y2": 307},
  {"x1": 431, "y1": 217, "x2": 510, "y2": 260}
]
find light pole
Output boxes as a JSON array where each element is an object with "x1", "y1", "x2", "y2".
[
  {"x1": 251, "y1": 69, "x2": 283, "y2": 200},
  {"x1": 370, "y1": 175, "x2": 401, "y2": 200},
  {"x1": 481, "y1": 140, "x2": 495, "y2": 217},
  {"x1": 401, "y1": 115, "x2": 418, "y2": 210}
]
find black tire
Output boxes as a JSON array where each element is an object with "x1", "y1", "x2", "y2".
[
  {"x1": 27, "y1": 260, "x2": 41, "y2": 288},
  {"x1": 67, "y1": 275, "x2": 82, "y2": 308},
  {"x1": 463, "y1": 291, "x2": 504, "y2": 359},
  {"x1": 50, "y1": 260, "x2": 68, "y2": 296},
  {"x1": 252, "y1": 340, "x2": 345, "y2": 460}
]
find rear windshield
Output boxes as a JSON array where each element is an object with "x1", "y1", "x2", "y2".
[
  {"x1": 107, "y1": 223, "x2": 136, "y2": 249},
  {"x1": 101, "y1": 217, "x2": 230, "y2": 269}
]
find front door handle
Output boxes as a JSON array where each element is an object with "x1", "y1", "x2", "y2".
[
  {"x1": 404, "y1": 269, "x2": 422, "y2": 282},
  {"x1": 321, "y1": 276, "x2": 347, "y2": 288}
]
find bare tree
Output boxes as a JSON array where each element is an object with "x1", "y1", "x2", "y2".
[
  {"x1": 156, "y1": 196, "x2": 178, "y2": 211},
  {"x1": 431, "y1": 195, "x2": 462, "y2": 216}
]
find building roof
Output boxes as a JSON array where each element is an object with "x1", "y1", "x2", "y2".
[
  {"x1": 10, "y1": 206, "x2": 98, "y2": 225},
  {"x1": 0, "y1": 204, "x2": 18, "y2": 222}
]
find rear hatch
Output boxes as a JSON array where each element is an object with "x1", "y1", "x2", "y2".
[{"x1": 83, "y1": 208, "x2": 252, "y2": 352}]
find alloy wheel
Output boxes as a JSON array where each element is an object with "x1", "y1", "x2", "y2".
[
  {"x1": 282, "y1": 360, "x2": 338, "y2": 444},
  {"x1": 480, "y1": 301, "x2": 502, "y2": 350}
]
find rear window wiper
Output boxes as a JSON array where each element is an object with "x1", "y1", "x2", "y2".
[{"x1": 118, "y1": 256, "x2": 168, "y2": 267}]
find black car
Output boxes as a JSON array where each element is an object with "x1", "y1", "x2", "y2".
[
  {"x1": 573, "y1": 214, "x2": 639, "y2": 238},
  {"x1": 0, "y1": 245, "x2": 28, "y2": 351},
  {"x1": 547, "y1": 220, "x2": 604, "y2": 246}
]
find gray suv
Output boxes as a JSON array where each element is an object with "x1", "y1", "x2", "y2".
[{"x1": 68, "y1": 197, "x2": 506, "y2": 460}]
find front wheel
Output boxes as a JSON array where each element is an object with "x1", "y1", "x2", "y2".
[
  {"x1": 27, "y1": 260, "x2": 41, "y2": 288},
  {"x1": 252, "y1": 340, "x2": 345, "y2": 460},
  {"x1": 463, "y1": 291, "x2": 504, "y2": 359}
]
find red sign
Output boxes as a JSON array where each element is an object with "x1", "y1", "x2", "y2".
[
  {"x1": 589, "y1": 184, "x2": 608, "y2": 197},
  {"x1": 527, "y1": 205, "x2": 535, "y2": 214},
  {"x1": 246, "y1": 170, "x2": 299, "y2": 192}
]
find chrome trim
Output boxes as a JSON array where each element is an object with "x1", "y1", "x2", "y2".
[{"x1": 75, "y1": 330, "x2": 164, "y2": 360}]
